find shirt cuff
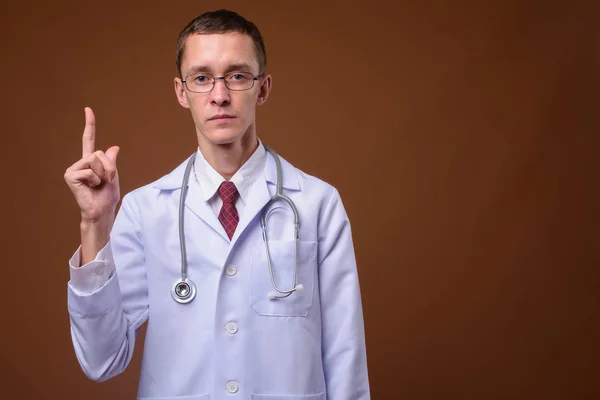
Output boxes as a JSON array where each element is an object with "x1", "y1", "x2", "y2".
[{"x1": 68, "y1": 241, "x2": 116, "y2": 294}]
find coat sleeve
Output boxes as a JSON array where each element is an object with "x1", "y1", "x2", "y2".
[
  {"x1": 318, "y1": 187, "x2": 370, "y2": 399},
  {"x1": 67, "y1": 192, "x2": 149, "y2": 382}
]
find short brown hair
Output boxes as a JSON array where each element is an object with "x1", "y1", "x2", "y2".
[{"x1": 176, "y1": 9, "x2": 267, "y2": 77}]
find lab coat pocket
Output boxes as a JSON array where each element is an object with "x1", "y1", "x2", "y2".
[
  {"x1": 251, "y1": 393, "x2": 326, "y2": 399},
  {"x1": 250, "y1": 239, "x2": 317, "y2": 317}
]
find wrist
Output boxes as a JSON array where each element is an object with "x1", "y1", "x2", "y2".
[
  {"x1": 80, "y1": 213, "x2": 114, "y2": 266},
  {"x1": 80, "y1": 210, "x2": 114, "y2": 228}
]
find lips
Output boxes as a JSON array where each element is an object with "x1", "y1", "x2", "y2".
[{"x1": 208, "y1": 114, "x2": 235, "y2": 121}]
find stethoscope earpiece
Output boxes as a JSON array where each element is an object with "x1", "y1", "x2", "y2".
[{"x1": 268, "y1": 284, "x2": 304, "y2": 300}]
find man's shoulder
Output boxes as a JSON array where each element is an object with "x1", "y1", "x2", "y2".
[
  {"x1": 279, "y1": 155, "x2": 342, "y2": 205},
  {"x1": 119, "y1": 154, "x2": 192, "y2": 204},
  {"x1": 284, "y1": 158, "x2": 351, "y2": 226}
]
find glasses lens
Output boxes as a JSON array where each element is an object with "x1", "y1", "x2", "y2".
[
  {"x1": 225, "y1": 72, "x2": 254, "y2": 91},
  {"x1": 185, "y1": 73, "x2": 214, "y2": 93}
]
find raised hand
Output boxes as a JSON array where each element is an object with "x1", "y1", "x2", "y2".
[{"x1": 64, "y1": 107, "x2": 121, "y2": 223}]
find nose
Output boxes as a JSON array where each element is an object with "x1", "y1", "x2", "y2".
[{"x1": 209, "y1": 78, "x2": 231, "y2": 106}]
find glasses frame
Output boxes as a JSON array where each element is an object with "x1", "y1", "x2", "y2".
[{"x1": 182, "y1": 71, "x2": 264, "y2": 93}]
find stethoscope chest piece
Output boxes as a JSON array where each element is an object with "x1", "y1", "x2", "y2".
[{"x1": 171, "y1": 278, "x2": 196, "y2": 304}]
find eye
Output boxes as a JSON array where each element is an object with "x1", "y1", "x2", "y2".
[
  {"x1": 191, "y1": 74, "x2": 212, "y2": 84},
  {"x1": 228, "y1": 73, "x2": 250, "y2": 81}
]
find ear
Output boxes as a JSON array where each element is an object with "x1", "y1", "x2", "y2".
[
  {"x1": 174, "y1": 77, "x2": 190, "y2": 109},
  {"x1": 256, "y1": 73, "x2": 272, "y2": 105}
]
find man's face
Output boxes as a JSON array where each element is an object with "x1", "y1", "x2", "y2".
[{"x1": 174, "y1": 33, "x2": 271, "y2": 146}]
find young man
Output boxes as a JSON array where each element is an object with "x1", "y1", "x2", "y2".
[{"x1": 64, "y1": 9, "x2": 370, "y2": 399}]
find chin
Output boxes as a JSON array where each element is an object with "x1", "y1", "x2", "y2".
[{"x1": 202, "y1": 127, "x2": 245, "y2": 146}]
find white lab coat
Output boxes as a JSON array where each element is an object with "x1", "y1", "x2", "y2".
[{"x1": 67, "y1": 150, "x2": 370, "y2": 399}]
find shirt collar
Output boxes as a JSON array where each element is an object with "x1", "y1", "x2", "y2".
[
  {"x1": 152, "y1": 141, "x2": 300, "y2": 192},
  {"x1": 192, "y1": 138, "x2": 267, "y2": 205}
]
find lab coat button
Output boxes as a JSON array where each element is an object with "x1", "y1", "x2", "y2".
[
  {"x1": 226, "y1": 380, "x2": 239, "y2": 393},
  {"x1": 226, "y1": 266, "x2": 237, "y2": 276},
  {"x1": 225, "y1": 322, "x2": 238, "y2": 334},
  {"x1": 94, "y1": 265, "x2": 105, "y2": 276}
]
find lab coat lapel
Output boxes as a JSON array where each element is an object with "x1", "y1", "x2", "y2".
[
  {"x1": 229, "y1": 149, "x2": 301, "y2": 246},
  {"x1": 151, "y1": 154, "x2": 230, "y2": 242},
  {"x1": 184, "y1": 179, "x2": 230, "y2": 242}
]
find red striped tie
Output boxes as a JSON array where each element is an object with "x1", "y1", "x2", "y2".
[{"x1": 218, "y1": 181, "x2": 239, "y2": 240}]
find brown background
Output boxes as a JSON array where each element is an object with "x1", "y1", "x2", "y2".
[{"x1": 1, "y1": 0, "x2": 598, "y2": 398}]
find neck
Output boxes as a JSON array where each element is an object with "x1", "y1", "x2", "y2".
[{"x1": 197, "y1": 130, "x2": 258, "y2": 181}]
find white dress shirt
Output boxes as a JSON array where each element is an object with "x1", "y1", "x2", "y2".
[
  {"x1": 69, "y1": 138, "x2": 267, "y2": 294},
  {"x1": 193, "y1": 138, "x2": 267, "y2": 221}
]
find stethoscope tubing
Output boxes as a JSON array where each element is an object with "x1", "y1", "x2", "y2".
[{"x1": 171, "y1": 144, "x2": 301, "y2": 304}]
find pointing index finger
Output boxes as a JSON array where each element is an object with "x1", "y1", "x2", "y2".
[{"x1": 82, "y1": 107, "x2": 96, "y2": 157}]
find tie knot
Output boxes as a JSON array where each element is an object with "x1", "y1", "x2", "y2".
[{"x1": 218, "y1": 181, "x2": 239, "y2": 204}]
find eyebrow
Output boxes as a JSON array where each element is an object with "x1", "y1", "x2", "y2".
[{"x1": 186, "y1": 63, "x2": 255, "y2": 75}]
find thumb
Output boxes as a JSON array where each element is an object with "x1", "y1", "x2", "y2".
[
  {"x1": 105, "y1": 146, "x2": 120, "y2": 184},
  {"x1": 105, "y1": 146, "x2": 120, "y2": 165}
]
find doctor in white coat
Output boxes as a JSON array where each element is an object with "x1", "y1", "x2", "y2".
[{"x1": 63, "y1": 9, "x2": 370, "y2": 400}]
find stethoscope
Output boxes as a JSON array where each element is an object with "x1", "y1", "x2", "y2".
[{"x1": 171, "y1": 144, "x2": 304, "y2": 304}]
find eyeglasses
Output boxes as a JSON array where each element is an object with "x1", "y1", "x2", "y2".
[{"x1": 182, "y1": 71, "x2": 263, "y2": 93}]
